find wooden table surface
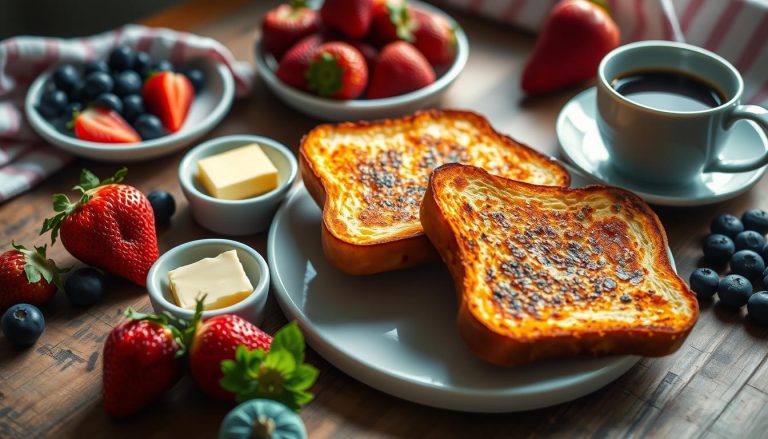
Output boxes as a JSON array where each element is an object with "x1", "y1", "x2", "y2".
[{"x1": 2, "y1": 1, "x2": 767, "y2": 438}]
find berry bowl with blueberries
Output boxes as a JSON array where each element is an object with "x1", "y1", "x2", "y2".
[{"x1": 25, "y1": 45, "x2": 235, "y2": 162}]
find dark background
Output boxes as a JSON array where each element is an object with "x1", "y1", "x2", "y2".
[{"x1": 0, "y1": 0, "x2": 181, "y2": 38}]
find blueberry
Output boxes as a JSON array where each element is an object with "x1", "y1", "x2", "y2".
[
  {"x1": 108, "y1": 45, "x2": 135, "y2": 71},
  {"x1": 747, "y1": 291, "x2": 768, "y2": 325},
  {"x1": 83, "y1": 71, "x2": 114, "y2": 99},
  {"x1": 121, "y1": 94, "x2": 144, "y2": 122},
  {"x1": 133, "y1": 114, "x2": 166, "y2": 140},
  {"x1": 113, "y1": 70, "x2": 142, "y2": 97},
  {"x1": 52, "y1": 64, "x2": 81, "y2": 93},
  {"x1": 92, "y1": 93, "x2": 123, "y2": 113},
  {"x1": 735, "y1": 230, "x2": 766, "y2": 252},
  {"x1": 1, "y1": 304, "x2": 44, "y2": 347},
  {"x1": 703, "y1": 234, "x2": 735, "y2": 265},
  {"x1": 84, "y1": 60, "x2": 110, "y2": 76},
  {"x1": 730, "y1": 250, "x2": 765, "y2": 279},
  {"x1": 718, "y1": 274, "x2": 753, "y2": 308},
  {"x1": 689, "y1": 268, "x2": 719, "y2": 300},
  {"x1": 182, "y1": 68, "x2": 204, "y2": 92},
  {"x1": 64, "y1": 267, "x2": 106, "y2": 307},
  {"x1": 38, "y1": 89, "x2": 68, "y2": 119},
  {"x1": 152, "y1": 59, "x2": 174, "y2": 73},
  {"x1": 134, "y1": 51, "x2": 152, "y2": 77},
  {"x1": 742, "y1": 209, "x2": 768, "y2": 234},
  {"x1": 711, "y1": 214, "x2": 744, "y2": 238},
  {"x1": 147, "y1": 191, "x2": 176, "y2": 223}
]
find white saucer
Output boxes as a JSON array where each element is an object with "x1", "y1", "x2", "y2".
[{"x1": 557, "y1": 87, "x2": 768, "y2": 206}]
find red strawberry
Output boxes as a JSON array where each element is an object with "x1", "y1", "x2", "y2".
[
  {"x1": 74, "y1": 107, "x2": 140, "y2": 144},
  {"x1": 142, "y1": 71, "x2": 194, "y2": 132},
  {"x1": 306, "y1": 42, "x2": 368, "y2": 99},
  {"x1": 189, "y1": 314, "x2": 272, "y2": 400},
  {"x1": 370, "y1": 0, "x2": 415, "y2": 45},
  {"x1": 102, "y1": 309, "x2": 184, "y2": 417},
  {"x1": 412, "y1": 8, "x2": 457, "y2": 67},
  {"x1": 0, "y1": 243, "x2": 65, "y2": 312},
  {"x1": 320, "y1": 0, "x2": 373, "y2": 39},
  {"x1": 347, "y1": 40, "x2": 379, "y2": 72},
  {"x1": 521, "y1": 0, "x2": 620, "y2": 95},
  {"x1": 276, "y1": 34, "x2": 324, "y2": 91},
  {"x1": 40, "y1": 168, "x2": 159, "y2": 287},
  {"x1": 261, "y1": 0, "x2": 320, "y2": 60},
  {"x1": 367, "y1": 41, "x2": 435, "y2": 99}
]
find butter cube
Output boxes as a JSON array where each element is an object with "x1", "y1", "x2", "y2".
[
  {"x1": 168, "y1": 250, "x2": 253, "y2": 310},
  {"x1": 197, "y1": 144, "x2": 279, "y2": 200}
]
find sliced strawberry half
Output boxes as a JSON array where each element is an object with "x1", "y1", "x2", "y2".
[
  {"x1": 74, "y1": 108, "x2": 141, "y2": 144},
  {"x1": 142, "y1": 72, "x2": 194, "y2": 132}
]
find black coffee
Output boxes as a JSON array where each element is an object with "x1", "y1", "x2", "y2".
[{"x1": 611, "y1": 70, "x2": 725, "y2": 112}]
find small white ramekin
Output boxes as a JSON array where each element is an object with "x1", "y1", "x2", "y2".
[
  {"x1": 179, "y1": 135, "x2": 298, "y2": 236},
  {"x1": 146, "y1": 239, "x2": 269, "y2": 324}
]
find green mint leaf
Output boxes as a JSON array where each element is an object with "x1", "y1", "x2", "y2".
[
  {"x1": 264, "y1": 349, "x2": 296, "y2": 376},
  {"x1": 287, "y1": 364, "x2": 319, "y2": 390},
  {"x1": 271, "y1": 321, "x2": 304, "y2": 363}
]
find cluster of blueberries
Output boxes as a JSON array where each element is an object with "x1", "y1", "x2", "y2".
[
  {"x1": 1, "y1": 191, "x2": 176, "y2": 347},
  {"x1": 37, "y1": 46, "x2": 204, "y2": 140},
  {"x1": 690, "y1": 209, "x2": 768, "y2": 325}
]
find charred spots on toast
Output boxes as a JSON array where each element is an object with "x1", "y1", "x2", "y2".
[
  {"x1": 414, "y1": 134, "x2": 470, "y2": 169},
  {"x1": 472, "y1": 200, "x2": 665, "y2": 321}
]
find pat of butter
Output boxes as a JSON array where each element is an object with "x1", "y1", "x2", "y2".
[
  {"x1": 167, "y1": 250, "x2": 253, "y2": 310},
  {"x1": 197, "y1": 144, "x2": 279, "y2": 200}
]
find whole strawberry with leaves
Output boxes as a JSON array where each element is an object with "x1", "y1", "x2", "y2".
[
  {"x1": 103, "y1": 308, "x2": 186, "y2": 417},
  {"x1": 0, "y1": 242, "x2": 67, "y2": 312},
  {"x1": 220, "y1": 322, "x2": 319, "y2": 410},
  {"x1": 40, "y1": 168, "x2": 159, "y2": 287},
  {"x1": 189, "y1": 312, "x2": 274, "y2": 400},
  {"x1": 187, "y1": 301, "x2": 318, "y2": 407}
]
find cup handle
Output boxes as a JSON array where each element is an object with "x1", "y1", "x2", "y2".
[{"x1": 704, "y1": 105, "x2": 768, "y2": 173}]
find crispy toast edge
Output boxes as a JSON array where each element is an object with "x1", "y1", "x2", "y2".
[
  {"x1": 420, "y1": 163, "x2": 699, "y2": 366},
  {"x1": 299, "y1": 109, "x2": 571, "y2": 275}
]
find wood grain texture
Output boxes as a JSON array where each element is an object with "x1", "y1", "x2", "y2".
[{"x1": 1, "y1": 1, "x2": 767, "y2": 437}]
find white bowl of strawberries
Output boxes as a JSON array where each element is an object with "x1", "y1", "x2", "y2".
[
  {"x1": 25, "y1": 47, "x2": 235, "y2": 163},
  {"x1": 255, "y1": 0, "x2": 468, "y2": 121}
]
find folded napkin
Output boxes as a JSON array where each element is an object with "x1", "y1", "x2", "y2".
[
  {"x1": 441, "y1": 0, "x2": 768, "y2": 106},
  {"x1": 0, "y1": 24, "x2": 254, "y2": 203}
]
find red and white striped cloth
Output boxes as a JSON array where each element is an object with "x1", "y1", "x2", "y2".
[
  {"x1": 0, "y1": 24, "x2": 253, "y2": 203},
  {"x1": 441, "y1": 0, "x2": 768, "y2": 106}
]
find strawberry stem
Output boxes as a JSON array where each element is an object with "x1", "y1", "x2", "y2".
[
  {"x1": 387, "y1": 2, "x2": 414, "y2": 42},
  {"x1": 124, "y1": 307, "x2": 189, "y2": 358},
  {"x1": 586, "y1": 0, "x2": 611, "y2": 15},
  {"x1": 306, "y1": 52, "x2": 343, "y2": 97},
  {"x1": 289, "y1": 0, "x2": 307, "y2": 9},
  {"x1": 40, "y1": 167, "x2": 128, "y2": 245},
  {"x1": 11, "y1": 241, "x2": 69, "y2": 290}
]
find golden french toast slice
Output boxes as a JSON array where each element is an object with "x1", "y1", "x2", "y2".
[
  {"x1": 420, "y1": 164, "x2": 698, "y2": 366},
  {"x1": 300, "y1": 110, "x2": 570, "y2": 275}
]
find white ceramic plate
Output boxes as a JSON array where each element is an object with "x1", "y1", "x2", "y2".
[
  {"x1": 267, "y1": 170, "x2": 675, "y2": 412},
  {"x1": 255, "y1": 0, "x2": 469, "y2": 122},
  {"x1": 25, "y1": 57, "x2": 235, "y2": 162},
  {"x1": 557, "y1": 87, "x2": 768, "y2": 206}
]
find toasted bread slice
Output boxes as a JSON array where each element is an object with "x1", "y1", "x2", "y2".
[
  {"x1": 420, "y1": 164, "x2": 698, "y2": 366},
  {"x1": 300, "y1": 110, "x2": 570, "y2": 275}
]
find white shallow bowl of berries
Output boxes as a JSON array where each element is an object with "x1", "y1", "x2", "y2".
[
  {"x1": 25, "y1": 55, "x2": 235, "y2": 163},
  {"x1": 255, "y1": 0, "x2": 469, "y2": 122}
]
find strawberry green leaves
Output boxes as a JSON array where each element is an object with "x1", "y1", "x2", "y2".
[
  {"x1": 220, "y1": 322, "x2": 319, "y2": 411},
  {"x1": 41, "y1": 167, "x2": 128, "y2": 244},
  {"x1": 12, "y1": 241, "x2": 68, "y2": 290}
]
